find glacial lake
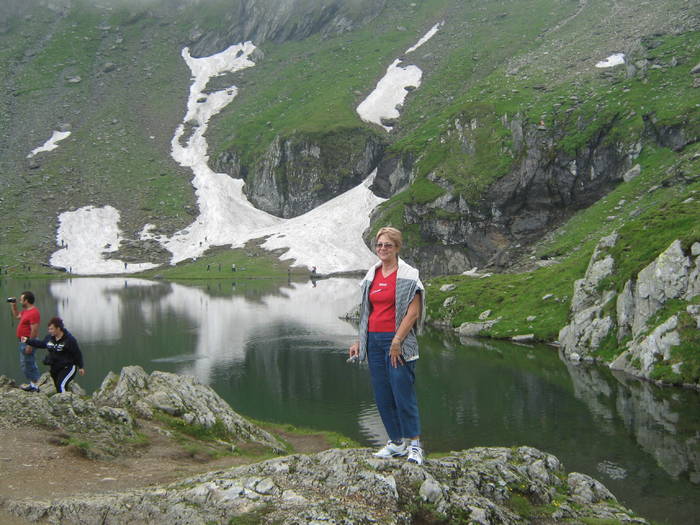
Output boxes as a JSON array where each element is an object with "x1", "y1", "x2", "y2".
[{"x1": 1, "y1": 276, "x2": 698, "y2": 524}]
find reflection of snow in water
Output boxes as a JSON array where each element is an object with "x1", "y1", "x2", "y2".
[
  {"x1": 50, "y1": 277, "x2": 158, "y2": 342},
  {"x1": 47, "y1": 277, "x2": 360, "y2": 384},
  {"x1": 167, "y1": 278, "x2": 360, "y2": 383}
]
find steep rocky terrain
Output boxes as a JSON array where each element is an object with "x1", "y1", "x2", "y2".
[
  {"x1": 0, "y1": 369, "x2": 649, "y2": 525},
  {"x1": 1, "y1": 0, "x2": 697, "y2": 274}
]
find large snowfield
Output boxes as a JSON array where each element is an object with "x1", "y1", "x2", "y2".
[{"x1": 41, "y1": 26, "x2": 444, "y2": 276}]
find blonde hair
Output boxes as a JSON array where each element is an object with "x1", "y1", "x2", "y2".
[{"x1": 375, "y1": 227, "x2": 403, "y2": 251}]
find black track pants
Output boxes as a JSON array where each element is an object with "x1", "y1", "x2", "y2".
[{"x1": 52, "y1": 364, "x2": 77, "y2": 393}]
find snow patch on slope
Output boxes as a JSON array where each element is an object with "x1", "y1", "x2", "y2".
[
  {"x1": 356, "y1": 60, "x2": 422, "y2": 131},
  {"x1": 50, "y1": 206, "x2": 157, "y2": 275},
  {"x1": 595, "y1": 53, "x2": 625, "y2": 68},
  {"x1": 356, "y1": 22, "x2": 443, "y2": 131},
  {"x1": 27, "y1": 130, "x2": 71, "y2": 158},
  {"x1": 152, "y1": 42, "x2": 281, "y2": 264},
  {"x1": 148, "y1": 40, "x2": 381, "y2": 273},
  {"x1": 257, "y1": 171, "x2": 384, "y2": 273},
  {"x1": 405, "y1": 21, "x2": 443, "y2": 54},
  {"x1": 51, "y1": 41, "x2": 387, "y2": 275}
]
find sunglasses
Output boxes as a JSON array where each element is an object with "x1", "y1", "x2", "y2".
[{"x1": 375, "y1": 242, "x2": 394, "y2": 249}]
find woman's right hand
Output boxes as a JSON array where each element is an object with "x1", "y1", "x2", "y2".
[{"x1": 348, "y1": 342, "x2": 359, "y2": 359}]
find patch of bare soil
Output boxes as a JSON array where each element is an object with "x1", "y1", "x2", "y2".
[{"x1": 0, "y1": 419, "x2": 334, "y2": 523}]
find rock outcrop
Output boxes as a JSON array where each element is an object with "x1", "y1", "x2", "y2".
[
  {"x1": 5, "y1": 446, "x2": 647, "y2": 525},
  {"x1": 216, "y1": 129, "x2": 385, "y2": 218},
  {"x1": 93, "y1": 366, "x2": 284, "y2": 451},
  {"x1": 372, "y1": 103, "x2": 697, "y2": 277},
  {"x1": 0, "y1": 375, "x2": 135, "y2": 460},
  {"x1": 0, "y1": 366, "x2": 284, "y2": 459},
  {"x1": 187, "y1": 0, "x2": 387, "y2": 57},
  {"x1": 559, "y1": 236, "x2": 700, "y2": 386}
]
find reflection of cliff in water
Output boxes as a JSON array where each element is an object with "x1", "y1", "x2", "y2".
[{"x1": 564, "y1": 358, "x2": 700, "y2": 484}]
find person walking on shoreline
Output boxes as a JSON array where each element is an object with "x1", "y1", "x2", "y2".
[
  {"x1": 10, "y1": 291, "x2": 41, "y2": 392},
  {"x1": 23, "y1": 317, "x2": 85, "y2": 393},
  {"x1": 348, "y1": 227, "x2": 426, "y2": 465}
]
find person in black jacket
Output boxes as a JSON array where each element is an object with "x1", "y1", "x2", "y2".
[{"x1": 22, "y1": 316, "x2": 85, "y2": 393}]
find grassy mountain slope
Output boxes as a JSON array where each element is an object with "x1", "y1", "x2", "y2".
[{"x1": 0, "y1": 0, "x2": 698, "y2": 350}]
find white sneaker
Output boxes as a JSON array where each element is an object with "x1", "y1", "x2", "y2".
[
  {"x1": 407, "y1": 444, "x2": 424, "y2": 465},
  {"x1": 373, "y1": 440, "x2": 407, "y2": 458}
]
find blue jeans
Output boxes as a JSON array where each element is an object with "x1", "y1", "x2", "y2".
[
  {"x1": 19, "y1": 342, "x2": 41, "y2": 383},
  {"x1": 367, "y1": 331, "x2": 421, "y2": 441}
]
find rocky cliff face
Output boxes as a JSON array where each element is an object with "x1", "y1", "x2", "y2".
[
  {"x1": 5, "y1": 445, "x2": 646, "y2": 525},
  {"x1": 385, "y1": 114, "x2": 645, "y2": 276},
  {"x1": 187, "y1": 0, "x2": 387, "y2": 57},
  {"x1": 373, "y1": 109, "x2": 698, "y2": 277},
  {"x1": 559, "y1": 236, "x2": 700, "y2": 387},
  {"x1": 215, "y1": 128, "x2": 385, "y2": 218}
]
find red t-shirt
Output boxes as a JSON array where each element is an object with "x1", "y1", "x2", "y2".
[
  {"x1": 17, "y1": 307, "x2": 40, "y2": 339},
  {"x1": 368, "y1": 268, "x2": 397, "y2": 332}
]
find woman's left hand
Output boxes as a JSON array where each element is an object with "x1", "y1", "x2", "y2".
[{"x1": 390, "y1": 339, "x2": 403, "y2": 368}]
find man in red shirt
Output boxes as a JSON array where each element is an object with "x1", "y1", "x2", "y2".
[{"x1": 10, "y1": 291, "x2": 41, "y2": 392}]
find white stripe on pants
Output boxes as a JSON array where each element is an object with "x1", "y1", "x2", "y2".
[{"x1": 57, "y1": 365, "x2": 77, "y2": 393}]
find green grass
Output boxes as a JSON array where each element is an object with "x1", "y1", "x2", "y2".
[
  {"x1": 427, "y1": 249, "x2": 590, "y2": 340},
  {"x1": 154, "y1": 412, "x2": 235, "y2": 443},
  {"x1": 649, "y1": 299, "x2": 700, "y2": 385},
  {"x1": 228, "y1": 504, "x2": 278, "y2": 525},
  {"x1": 425, "y1": 139, "x2": 699, "y2": 345},
  {"x1": 138, "y1": 241, "x2": 303, "y2": 280},
  {"x1": 209, "y1": 0, "x2": 452, "y2": 166},
  {"x1": 251, "y1": 419, "x2": 360, "y2": 454}
]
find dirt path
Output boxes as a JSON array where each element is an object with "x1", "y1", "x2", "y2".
[{"x1": 0, "y1": 419, "x2": 331, "y2": 523}]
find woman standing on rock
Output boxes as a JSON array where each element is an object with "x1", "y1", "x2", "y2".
[
  {"x1": 22, "y1": 317, "x2": 85, "y2": 393},
  {"x1": 349, "y1": 227, "x2": 426, "y2": 465}
]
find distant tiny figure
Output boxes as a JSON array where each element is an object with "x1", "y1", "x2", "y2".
[
  {"x1": 124, "y1": 262, "x2": 128, "y2": 270},
  {"x1": 311, "y1": 266, "x2": 317, "y2": 274},
  {"x1": 231, "y1": 263, "x2": 236, "y2": 272},
  {"x1": 23, "y1": 316, "x2": 85, "y2": 393},
  {"x1": 207, "y1": 264, "x2": 210, "y2": 271}
]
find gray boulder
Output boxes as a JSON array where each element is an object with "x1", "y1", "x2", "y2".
[
  {"x1": 457, "y1": 319, "x2": 498, "y2": 337},
  {"x1": 561, "y1": 237, "x2": 700, "y2": 385},
  {"x1": 559, "y1": 233, "x2": 619, "y2": 359},
  {"x1": 93, "y1": 366, "x2": 284, "y2": 451},
  {"x1": 4, "y1": 446, "x2": 646, "y2": 525},
  {"x1": 0, "y1": 377, "x2": 137, "y2": 459}
]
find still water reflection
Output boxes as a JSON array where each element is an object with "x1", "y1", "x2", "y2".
[{"x1": 1, "y1": 277, "x2": 698, "y2": 524}]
